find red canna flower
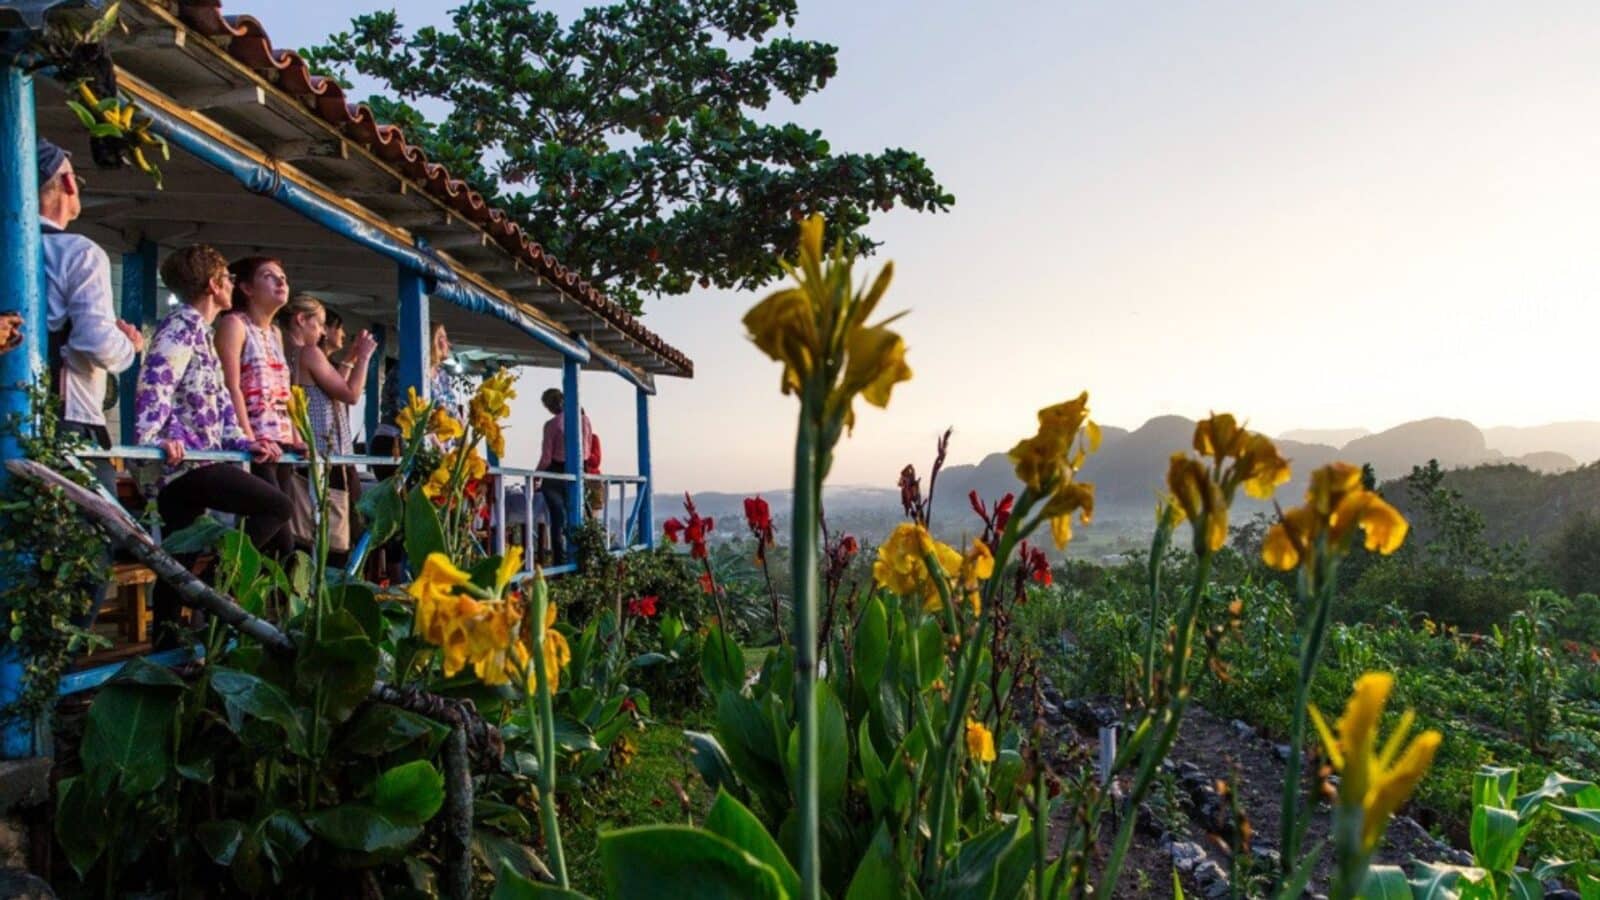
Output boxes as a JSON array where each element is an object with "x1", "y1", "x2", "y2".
[
  {"x1": 699, "y1": 571, "x2": 715, "y2": 595},
  {"x1": 621, "y1": 697, "x2": 638, "y2": 714},
  {"x1": 1020, "y1": 541, "x2": 1052, "y2": 587},
  {"x1": 627, "y1": 595, "x2": 659, "y2": 618},
  {"x1": 744, "y1": 496, "x2": 775, "y2": 562},
  {"x1": 667, "y1": 494, "x2": 714, "y2": 559}
]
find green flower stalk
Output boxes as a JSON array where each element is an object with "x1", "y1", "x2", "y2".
[{"x1": 743, "y1": 213, "x2": 911, "y2": 900}]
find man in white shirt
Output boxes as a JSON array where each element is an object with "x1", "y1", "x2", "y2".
[
  {"x1": 39, "y1": 140, "x2": 143, "y2": 630},
  {"x1": 39, "y1": 139, "x2": 143, "y2": 452}
]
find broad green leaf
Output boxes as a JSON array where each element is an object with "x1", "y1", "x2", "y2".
[
  {"x1": 295, "y1": 607, "x2": 378, "y2": 725},
  {"x1": 1509, "y1": 872, "x2": 1544, "y2": 900},
  {"x1": 715, "y1": 691, "x2": 787, "y2": 813},
  {"x1": 599, "y1": 825, "x2": 787, "y2": 900},
  {"x1": 702, "y1": 625, "x2": 745, "y2": 695},
  {"x1": 197, "y1": 819, "x2": 247, "y2": 866},
  {"x1": 1474, "y1": 766, "x2": 1518, "y2": 810},
  {"x1": 932, "y1": 812, "x2": 1029, "y2": 900},
  {"x1": 1515, "y1": 772, "x2": 1597, "y2": 819},
  {"x1": 785, "y1": 680, "x2": 848, "y2": 812},
  {"x1": 1551, "y1": 804, "x2": 1600, "y2": 838},
  {"x1": 161, "y1": 514, "x2": 229, "y2": 554},
  {"x1": 337, "y1": 704, "x2": 442, "y2": 756},
  {"x1": 856, "y1": 596, "x2": 890, "y2": 689},
  {"x1": 210, "y1": 667, "x2": 307, "y2": 748},
  {"x1": 915, "y1": 618, "x2": 944, "y2": 687},
  {"x1": 81, "y1": 661, "x2": 184, "y2": 794},
  {"x1": 404, "y1": 486, "x2": 447, "y2": 570},
  {"x1": 54, "y1": 776, "x2": 106, "y2": 878},
  {"x1": 629, "y1": 652, "x2": 671, "y2": 668},
  {"x1": 371, "y1": 760, "x2": 445, "y2": 826},
  {"x1": 1471, "y1": 805, "x2": 1522, "y2": 871},
  {"x1": 858, "y1": 719, "x2": 890, "y2": 817},
  {"x1": 554, "y1": 715, "x2": 602, "y2": 753},
  {"x1": 685, "y1": 730, "x2": 743, "y2": 799},
  {"x1": 304, "y1": 804, "x2": 420, "y2": 853},
  {"x1": 492, "y1": 860, "x2": 592, "y2": 898},
  {"x1": 357, "y1": 480, "x2": 404, "y2": 547},
  {"x1": 705, "y1": 790, "x2": 802, "y2": 900},
  {"x1": 846, "y1": 823, "x2": 905, "y2": 900},
  {"x1": 1363, "y1": 865, "x2": 1414, "y2": 899},
  {"x1": 1409, "y1": 862, "x2": 1490, "y2": 900}
]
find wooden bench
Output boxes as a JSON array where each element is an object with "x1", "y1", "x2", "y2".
[{"x1": 104, "y1": 562, "x2": 155, "y2": 643}]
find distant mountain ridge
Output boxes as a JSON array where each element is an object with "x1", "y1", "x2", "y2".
[{"x1": 663, "y1": 416, "x2": 1596, "y2": 539}]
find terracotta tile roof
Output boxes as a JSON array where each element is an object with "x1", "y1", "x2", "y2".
[{"x1": 173, "y1": 0, "x2": 692, "y2": 377}]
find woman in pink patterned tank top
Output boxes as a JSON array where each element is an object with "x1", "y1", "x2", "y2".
[{"x1": 217, "y1": 256, "x2": 301, "y2": 522}]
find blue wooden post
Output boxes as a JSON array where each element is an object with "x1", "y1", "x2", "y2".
[
  {"x1": 119, "y1": 239, "x2": 158, "y2": 440},
  {"x1": 562, "y1": 357, "x2": 582, "y2": 548},
  {"x1": 397, "y1": 270, "x2": 428, "y2": 401},
  {"x1": 636, "y1": 387, "x2": 653, "y2": 548},
  {"x1": 364, "y1": 321, "x2": 384, "y2": 445},
  {"x1": 0, "y1": 62, "x2": 43, "y2": 759}
]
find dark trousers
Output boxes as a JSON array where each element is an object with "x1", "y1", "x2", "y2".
[
  {"x1": 153, "y1": 462, "x2": 292, "y2": 647},
  {"x1": 540, "y1": 460, "x2": 570, "y2": 566},
  {"x1": 62, "y1": 421, "x2": 113, "y2": 630}
]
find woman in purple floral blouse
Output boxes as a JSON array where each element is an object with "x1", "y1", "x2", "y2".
[{"x1": 136, "y1": 244, "x2": 291, "y2": 647}]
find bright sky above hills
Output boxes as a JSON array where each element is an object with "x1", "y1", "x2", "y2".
[{"x1": 268, "y1": 1, "x2": 1600, "y2": 493}]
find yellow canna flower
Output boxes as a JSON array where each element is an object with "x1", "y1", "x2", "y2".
[
  {"x1": 744, "y1": 214, "x2": 910, "y2": 433},
  {"x1": 1308, "y1": 673, "x2": 1441, "y2": 853},
  {"x1": 1167, "y1": 454, "x2": 1228, "y2": 553},
  {"x1": 431, "y1": 408, "x2": 465, "y2": 443},
  {"x1": 1009, "y1": 393, "x2": 1101, "y2": 507},
  {"x1": 873, "y1": 522, "x2": 962, "y2": 613},
  {"x1": 1042, "y1": 481, "x2": 1095, "y2": 551},
  {"x1": 1194, "y1": 412, "x2": 1247, "y2": 461},
  {"x1": 834, "y1": 322, "x2": 912, "y2": 432},
  {"x1": 743, "y1": 287, "x2": 817, "y2": 397},
  {"x1": 1236, "y1": 433, "x2": 1292, "y2": 500},
  {"x1": 396, "y1": 387, "x2": 431, "y2": 441},
  {"x1": 539, "y1": 601, "x2": 572, "y2": 692},
  {"x1": 407, "y1": 553, "x2": 472, "y2": 646},
  {"x1": 466, "y1": 601, "x2": 521, "y2": 686},
  {"x1": 965, "y1": 718, "x2": 997, "y2": 763},
  {"x1": 958, "y1": 539, "x2": 995, "y2": 615},
  {"x1": 287, "y1": 386, "x2": 309, "y2": 431},
  {"x1": 1262, "y1": 462, "x2": 1408, "y2": 573},
  {"x1": 495, "y1": 545, "x2": 525, "y2": 596}
]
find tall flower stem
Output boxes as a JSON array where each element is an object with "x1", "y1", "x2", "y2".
[
  {"x1": 1095, "y1": 549, "x2": 1213, "y2": 898},
  {"x1": 791, "y1": 416, "x2": 822, "y2": 900},
  {"x1": 1278, "y1": 553, "x2": 1337, "y2": 882},
  {"x1": 1141, "y1": 511, "x2": 1175, "y2": 705},
  {"x1": 529, "y1": 573, "x2": 568, "y2": 887},
  {"x1": 920, "y1": 497, "x2": 1029, "y2": 884}
]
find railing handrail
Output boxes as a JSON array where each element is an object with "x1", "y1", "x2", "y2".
[{"x1": 75, "y1": 446, "x2": 649, "y2": 487}]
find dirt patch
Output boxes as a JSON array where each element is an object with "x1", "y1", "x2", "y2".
[{"x1": 1037, "y1": 687, "x2": 1464, "y2": 898}]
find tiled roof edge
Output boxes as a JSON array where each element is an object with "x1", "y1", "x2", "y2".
[{"x1": 173, "y1": 0, "x2": 693, "y2": 377}]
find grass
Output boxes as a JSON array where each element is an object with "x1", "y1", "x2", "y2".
[{"x1": 564, "y1": 714, "x2": 715, "y2": 895}]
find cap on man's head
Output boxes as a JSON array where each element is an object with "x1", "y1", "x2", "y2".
[{"x1": 36, "y1": 140, "x2": 70, "y2": 186}]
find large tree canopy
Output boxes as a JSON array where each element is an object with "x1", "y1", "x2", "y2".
[{"x1": 305, "y1": 0, "x2": 954, "y2": 313}]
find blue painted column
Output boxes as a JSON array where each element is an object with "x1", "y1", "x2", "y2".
[
  {"x1": 636, "y1": 387, "x2": 653, "y2": 548},
  {"x1": 0, "y1": 63, "x2": 43, "y2": 759},
  {"x1": 364, "y1": 322, "x2": 385, "y2": 445},
  {"x1": 561, "y1": 357, "x2": 582, "y2": 546},
  {"x1": 397, "y1": 270, "x2": 429, "y2": 402},
  {"x1": 119, "y1": 239, "x2": 158, "y2": 441}
]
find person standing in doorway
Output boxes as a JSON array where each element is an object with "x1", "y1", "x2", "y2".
[{"x1": 536, "y1": 388, "x2": 591, "y2": 566}]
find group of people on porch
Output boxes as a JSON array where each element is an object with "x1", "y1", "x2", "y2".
[{"x1": 33, "y1": 138, "x2": 604, "y2": 646}]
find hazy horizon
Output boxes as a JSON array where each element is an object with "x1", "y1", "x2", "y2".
[{"x1": 263, "y1": 2, "x2": 1600, "y2": 493}]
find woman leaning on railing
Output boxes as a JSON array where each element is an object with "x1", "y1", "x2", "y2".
[{"x1": 133, "y1": 244, "x2": 290, "y2": 648}]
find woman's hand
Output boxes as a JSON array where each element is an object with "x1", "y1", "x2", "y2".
[
  {"x1": 351, "y1": 329, "x2": 378, "y2": 360},
  {"x1": 162, "y1": 439, "x2": 185, "y2": 466},
  {"x1": 250, "y1": 438, "x2": 282, "y2": 464}
]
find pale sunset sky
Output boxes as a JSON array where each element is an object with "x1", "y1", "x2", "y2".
[{"x1": 267, "y1": 1, "x2": 1600, "y2": 493}]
